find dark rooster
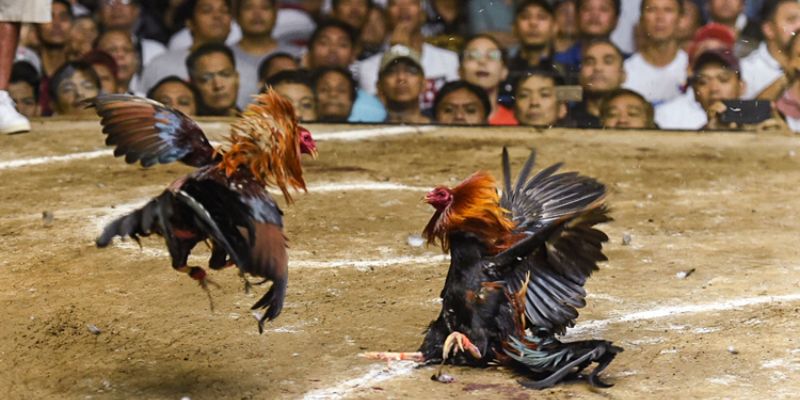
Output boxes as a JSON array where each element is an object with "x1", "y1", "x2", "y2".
[
  {"x1": 84, "y1": 89, "x2": 317, "y2": 332},
  {"x1": 364, "y1": 148, "x2": 621, "y2": 388}
]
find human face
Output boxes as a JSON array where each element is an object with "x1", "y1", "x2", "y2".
[
  {"x1": 152, "y1": 81, "x2": 197, "y2": 116},
  {"x1": 514, "y1": 4, "x2": 556, "y2": 48},
  {"x1": 378, "y1": 61, "x2": 425, "y2": 104},
  {"x1": 67, "y1": 18, "x2": 98, "y2": 60},
  {"x1": 238, "y1": 0, "x2": 276, "y2": 37},
  {"x1": 99, "y1": 0, "x2": 140, "y2": 31},
  {"x1": 362, "y1": 6, "x2": 387, "y2": 48},
  {"x1": 92, "y1": 63, "x2": 118, "y2": 94},
  {"x1": 555, "y1": 1, "x2": 577, "y2": 38},
  {"x1": 580, "y1": 42, "x2": 625, "y2": 93},
  {"x1": 274, "y1": 83, "x2": 317, "y2": 121},
  {"x1": 97, "y1": 31, "x2": 139, "y2": 87},
  {"x1": 765, "y1": 2, "x2": 800, "y2": 50},
  {"x1": 435, "y1": 88, "x2": 486, "y2": 125},
  {"x1": 641, "y1": 0, "x2": 681, "y2": 44},
  {"x1": 8, "y1": 82, "x2": 39, "y2": 118},
  {"x1": 459, "y1": 37, "x2": 507, "y2": 92},
  {"x1": 309, "y1": 27, "x2": 355, "y2": 68},
  {"x1": 578, "y1": 0, "x2": 617, "y2": 38},
  {"x1": 191, "y1": 52, "x2": 239, "y2": 113},
  {"x1": 37, "y1": 2, "x2": 72, "y2": 47},
  {"x1": 602, "y1": 94, "x2": 650, "y2": 128},
  {"x1": 692, "y1": 63, "x2": 744, "y2": 110},
  {"x1": 676, "y1": 0, "x2": 700, "y2": 42},
  {"x1": 709, "y1": 0, "x2": 743, "y2": 25},
  {"x1": 315, "y1": 71, "x2": 354, "y2": 121},
  {"x1": 54, "y1": 70, "x2": 99, "y2": 115},
  {"x1": 514, "y1": 75, "x2": 564, "y2": 126},
  {"x1": 334, "y1": 0, "x2": 370, "y2": 30},
  {"x1": 188, "y1": 0, "x2": 232, "y2": 44},
  {"x1": 387, "y1": 0, "x2": 424, "y2": 32}
]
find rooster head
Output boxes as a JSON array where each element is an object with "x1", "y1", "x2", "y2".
[
  {"x1": 425, "y1": 186, "x2": 454, "y2": 211},
  {"x1": 299, "y1": 126, "x2": 318, "y2": 158}
]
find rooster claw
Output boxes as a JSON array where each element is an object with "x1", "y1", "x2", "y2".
[{"x1": 443, "y1": 331, "x2": 482, "y2": 361}]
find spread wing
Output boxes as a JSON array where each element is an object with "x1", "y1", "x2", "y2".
[
  {"x1": 83, "y1": 94, "x2": 217, "y2": 168},
  {"x1": 492, "y1": 148, "x2": 610, "y2": 335}
]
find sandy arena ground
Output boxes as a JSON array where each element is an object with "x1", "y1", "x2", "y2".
[{"x1": 1, "y1": 120, "x2": 800, "y2": 400}]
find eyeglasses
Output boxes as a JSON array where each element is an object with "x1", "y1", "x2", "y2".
[{"x1": 464, "y1": 49, "x2": 503, "y2": 62}]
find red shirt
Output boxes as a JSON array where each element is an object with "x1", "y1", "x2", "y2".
[{"x1": 489, "y1": 104, "x2": 518, "y2": 125}]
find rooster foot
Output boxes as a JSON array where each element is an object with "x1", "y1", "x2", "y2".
[
  {"x1": 442, "y1": 331, "x2": 481, "y2": 361},
  {"x1": 359, "y1": 351, "x2": 424, "y2": 363},
  {"x1": 185, "y1": 266, "x2": 220, "y2": 312}
]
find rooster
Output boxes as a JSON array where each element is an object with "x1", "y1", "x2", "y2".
[
  {"x1": 363, "y1": 148, "x2": 621, "y2": 388},
  {"x1": 84, "y1": 89, "x2": 317, "y2": 332}
]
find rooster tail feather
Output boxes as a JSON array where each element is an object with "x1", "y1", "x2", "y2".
[
  {"x1": 96, "y1": 197, "x2": 162, "y2": 247},
  {"x1": 252, "y1": 278, "x2": 287, "y2": 333}
]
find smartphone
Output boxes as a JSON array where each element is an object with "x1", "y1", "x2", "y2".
[{"x1": 719, "y1": 100, "x2": 772, "y2": 125}]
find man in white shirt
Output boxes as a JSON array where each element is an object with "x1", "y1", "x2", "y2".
[
  {"x1": 740, "y1": 0, "x2": 800, "y2": 99},
  {"x1": 622, "y1": 0, "x2": 687, "y2": 105},
  {"x1": 356, "y1": 0, "x2": 458, "y2": 109}
]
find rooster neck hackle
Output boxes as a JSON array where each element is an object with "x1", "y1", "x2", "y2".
[
  {"x1": 217, "y1": 89, "x2": 306, "y2": 203},
  {"x1": 423, "y1": 171, "x2": 518, "y2": 254}
]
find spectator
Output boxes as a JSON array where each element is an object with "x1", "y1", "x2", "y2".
[
  {"x1": 433, "y1": 80, "x2": 490, "y2": 125},
  {"x1": 514, "y1": 69, "x2": 567, "y2": 127},
  {"x1": 458, "y1": 34, "x2": 516, "y2": 125},
  {"x1": 305, "y1": 19, "x2": 386, "y2": 122},
  {"x1": 81, "y1": 50, "x2": 119, "y2": 94},
  {"x1": 623, "y1": 0, "x2": 686, "y2": 105},
  {"x1": 49, "y1": 60, "x2": 100, "y2": 116},
  {"x1": 359, "y1": 4, "x2": 387, "y2": 60},
  {"x1": 167, "y1": 0, "x2": 241, "y2": 51},
  {"x1": 655, "y1": 23, "x2": 737, "y2": 129},
  {"x1": 266, "y1": 69, "x2": 317, "y2": 121},
  {"x1": 600, "y1": 88, "x2": 656, "y2": 128},
  {"x1": 507, "y1": 1, "x2": 560, "y2": 77},
  {"x1": 258, "y1": 52, "x2": 299, "y2": 85},
  {"x1": 554, "y1": 0, "x2": 578, "y2": 53},
  {"x1": 8, "y1": 61, "x2": 41, "y2": 118},
  {"x1": 741, "y1": 0, "x2": 800, "y2": 99},
  {"x1": 707, "y1": 0, "x2": 761, "y2": 58},
  {"x1": 312, "y1": 66, "x2": 357, "y2": 122},
  {"x1": 186, "y1": 43, "x2": 240, "y2": 116},
  {"x1": 357, "y1": 0, "x2": 459, "y2": 110},
  {"x1": 97, "y1": 0, "x2": 167, "y2": 66},
  {"x1": 692, "y1": 49, "x2": 747, "y2": 129},
  {"x1": 147, "y1": 76, "x2": 199, "y2": 116},
  {"x1": 558, "y1": 0, "x2": 621, "y2": 68},
  {"x1": 331, "y1": 0, "x2": 372, "y2": 35},
  {"x1": 376, "y1": 45, "x2": 431, "y2": 123},
  {"x1": 423, "y1": 0, "x2": 468, "y2": 52},
  {"x1": 66, "y1": 15, "x2": 98, "y2": 61},
  {"x1": 676, "y1": 0, "x2": 701, "y2": 53},
  {"x1": 36, "y1": 0, "x2": 73, "y2": 116},
  {"x1": 96, "y1": 29, "x2": 142, "y2": 94},
  {"x1": 232, "y1": 0, "x2": 286, "y2": 109},
  {"x1": 569, "y1": 39, "x2": 626, "y2": 128},
  {"x1": 776, "y1": 31, "x2": 800, "y2": 131},
  {"x1": 142, "y1": 0, "x2": 233, "y2": 93}
]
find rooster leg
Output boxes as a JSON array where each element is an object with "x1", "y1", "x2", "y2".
[
  {"x1": 442, "y1": 331, "x2": 482, "y2": 361},
  {"x1": 358, "y1": 352, "x2": 425, "y2": 363},
  {"x1": 177, "y1": 265, "x2": 220, "y2": 311}
]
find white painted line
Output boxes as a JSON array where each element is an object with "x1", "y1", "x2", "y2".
[
  {"x1": 567, "y1": 292, "x2": 800, "y2": 337},
  {"x1": 0, "y1": 149, "x2": 112, "y2": 170},
  {"x1": 302, "y1": 361, "x2": 416, "y2": 400},
  {"x1": 0, "y1": 126, "x2": 436, "y2": 171}
]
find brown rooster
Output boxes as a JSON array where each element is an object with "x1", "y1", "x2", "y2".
[
  {"x1": 364, "y1": 148, "x2": 621, "y2": 388},
  {"x1": 85, "y1": 89, "x2": 317, "y2": 332}
]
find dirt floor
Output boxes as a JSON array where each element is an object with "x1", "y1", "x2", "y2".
[{"x1": 2, "y1": 120, "x2": 800, "y2": 400}]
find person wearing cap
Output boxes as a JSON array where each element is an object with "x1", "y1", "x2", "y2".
[
  {"x1": 707, "y1": 0, "x2": 762, "y2": 58},
  {"x1": 693, "y1": 49, "x2": 747, "y2": 130},
  {"x1": 356, "y1": 0, "x2": 459, "y2": 110},
  {"x1": 376, "y1": 45, "x2": 430, "y2": 123},
  {"x1": 655, "y1": 23, "x2": 737, "y2": 129},
  {"x1": 622, "y1": 0, "x2": 686, "y2": 105}
]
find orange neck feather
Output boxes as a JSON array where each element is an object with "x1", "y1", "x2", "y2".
[
  {"x1": 217, "y1": 89, "x2": 306, "y2": 203},
  {"x1": 423, "y1": 171, "x2": 517, "y2": 254}
]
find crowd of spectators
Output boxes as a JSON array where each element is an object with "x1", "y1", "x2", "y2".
[{"x1": 5, "y1": 0, "x2": 800, "y2": 132}]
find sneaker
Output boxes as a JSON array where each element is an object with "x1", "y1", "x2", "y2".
[{"x1": 0, "y1": 90, "x2": 31, "y2": 134}]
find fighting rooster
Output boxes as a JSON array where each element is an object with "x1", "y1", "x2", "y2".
[
  {"x1": 364, "y1": 148, "x2": 621, "y2": 388},
  {"x1": 84, "y1": 89, "x2": 317, "y2": 332}
]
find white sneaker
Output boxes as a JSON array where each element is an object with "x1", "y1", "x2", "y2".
[{"x1": 0, "y1": 90, "x2": 31, "y2": 134}]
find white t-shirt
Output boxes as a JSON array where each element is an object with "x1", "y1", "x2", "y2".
[
  {"x1": 623, "y1": 50, "x2": 688, "y2": 106},
  {"x1": 610, "y1": 0, "x2": 641, "y2": 54},
  {"x1": 654, "y1": 90, "x2": 707, "y2": 130},
  {"x1": 357, "y1": 43, "x2": 460, "y2": 109},
  {"x1": 740, "y1": 42, "x2": 784, "y2": 99}
]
